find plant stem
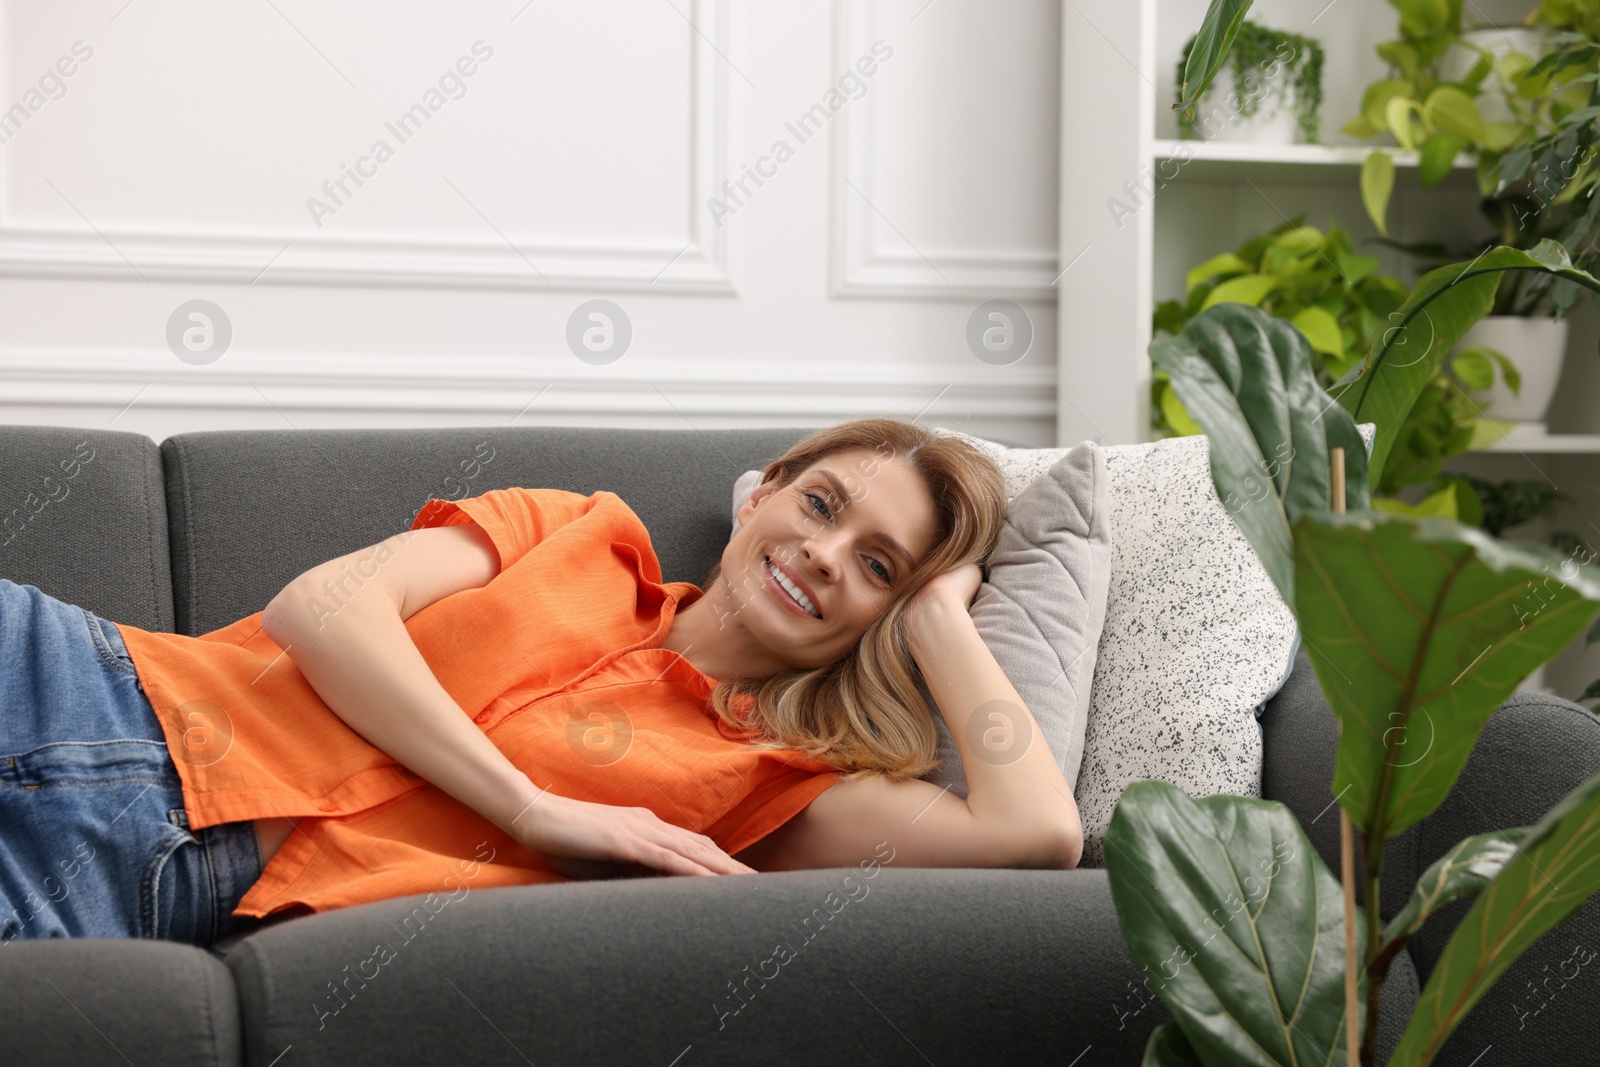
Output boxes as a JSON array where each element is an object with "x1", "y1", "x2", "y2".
[{"x1": 1363, "y1": 857, "x2": 1385, "y2": 1067}]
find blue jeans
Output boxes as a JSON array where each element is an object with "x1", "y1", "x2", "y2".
[{"x1": 0, "y1": 578, "x2": 263, "y2": 946}]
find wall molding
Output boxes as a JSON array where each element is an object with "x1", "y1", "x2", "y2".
[
  {"x1": 0, "y1": 346, "x2": 1055, "y2": 421},
  {"x1": 0, "y1": 0, "x2": 735, "y2": 294},
  {"x1": 829, "y1": 0, "x2": 1058, "y2": 300}
]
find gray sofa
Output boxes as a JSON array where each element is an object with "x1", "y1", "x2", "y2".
[{"x1": 0, "y1": 422, "x2": 1595, "y2": 1066}]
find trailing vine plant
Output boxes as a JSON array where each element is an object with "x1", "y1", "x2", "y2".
[{"x1": 1177, "y1": 20, "x2": 1326, "y2": 142}]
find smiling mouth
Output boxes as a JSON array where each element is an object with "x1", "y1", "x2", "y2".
[{"x1": 764, "y1": 555, "x2": 821, "y2": 619}]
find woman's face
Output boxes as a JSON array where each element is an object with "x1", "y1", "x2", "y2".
[{"x1": 726, "y1": 446, "x2": 940, "y2": 671}]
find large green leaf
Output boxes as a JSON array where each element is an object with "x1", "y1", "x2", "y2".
[
  {"x1": 1380, "y1": 827, "x2": 1529, "y2": 953},
  {"x1": 1176, "y1": 0, "x2": 1255, "y2": 114},
  {"x1": 1294, "y1": 511, "x2": 1600, "y2": 841},
  {"x1": 1201, "y1": 273, "x2": 1278, "y2": 310},
  {"x1": 1143, "y1": 1023, "x2": 1205, "y2": 1066},
  {"x1": 1338, "y1": 241, "x2": 1600, "y2": 484},
  {"x1": 1105, "y1": 782, "x2": 1362, "y2": 1066},
  {"x1": 1361, "y1": 151, "x2": 1396, "y2": 235},
  {"x1": 1389, "y1": 771, "x2": 1600, "y2": 1066},
  {"x1": 1150, "y1": 304, "x2": 1370, "y2": 607}
]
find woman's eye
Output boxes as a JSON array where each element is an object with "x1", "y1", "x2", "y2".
[{"x1": 805, "y1": 491, "x2": 891, "y2": 584}]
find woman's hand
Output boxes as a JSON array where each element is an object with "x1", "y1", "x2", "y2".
[
  {"x1": 903, "y1": 560, "x2": 984, "y2": 645},
  {"x1": 511, "y1": 792, "x2": 757, "y2": 881}
]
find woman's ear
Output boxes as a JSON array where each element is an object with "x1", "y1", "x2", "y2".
[{"x1": 737, "y1": 477, "x2": 781, "y2": 528}]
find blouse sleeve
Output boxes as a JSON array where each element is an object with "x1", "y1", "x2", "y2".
[{"x1": 411, "y1": 487, "x2": 596, "y2": 574}]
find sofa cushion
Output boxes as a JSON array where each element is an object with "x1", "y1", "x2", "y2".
[
  {"x1": 0, "y1": 940, "x2": 241, "y2": 1066},
  {"x1": 224, "y1": 867, "x2": 1165, "y2": 1064}
]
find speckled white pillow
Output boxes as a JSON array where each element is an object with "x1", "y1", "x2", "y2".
[{"x1": 932, "y1": 430, "x2": 1297, "y2": 868}]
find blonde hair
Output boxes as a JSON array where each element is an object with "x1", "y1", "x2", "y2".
[{"x1": 699, "y1": 417, "x2": 1007, "y2": 784}]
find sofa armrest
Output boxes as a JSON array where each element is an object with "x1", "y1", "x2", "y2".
[{"x1": 1264, "y1": 652, "x2": 1600, "y2": 1064}]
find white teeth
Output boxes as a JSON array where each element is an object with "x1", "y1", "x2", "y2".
[{"x1": 767, "y1": 557, "x2": 819, "y2": 618}]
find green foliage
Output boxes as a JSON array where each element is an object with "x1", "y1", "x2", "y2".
[
  {"x1": 1337, "y1": 239, "x2": 1600, "y2": 486},
  {"x1": 1142, "y1": 1025, "x2": 1204, "y2": 1066},
  {"x1": 1177, "y1": 19, "x2": 1326, "y2": 143},
  {"x1": 1380, "y1": 827, "x2": 1529, "y2": 955},
  {"x1": 1535, "y1": 0, "x2": 1600, "y2": 43},
  {"x1": 1149, "y1": 303, "x2": 1370, "y2": 605},
  {"x1": 1114, "y1": 296, "x2": 1600, "y2": 1067},
  {"x1": 1150, "y1": 220, "x2": 1521, "y2": 502},
  {"x1": 1174, "y1": 0, "x2": 1255, "y2": 117},
  {"x1": 1151, "y1": 219, "x2": 1407, "y2": 440},
  {"x1": 1294, "y1": 510, "x2": 1600, "y2": 842},
  {"x1": 1351, "y1": 3, "x2": 1600, "y2": 317},
  {"x1": 1581, "y1": 676, "x2": 1600, "y2": 706},
  {"x1": 1391, "y1": 771, "x2": 1600, "y2": 1064},
  {"x1": 1460, "y1": 473, "x2": 1571, "y2": 535},
  {"x1": 1117, "y1": 7, "x2": 1600, "y2": 1064},
  {"x1": 1105, "y1": 782, "x2": 1361, "y2": 1067}
]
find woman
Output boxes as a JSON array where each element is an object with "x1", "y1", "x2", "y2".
[{"x1": 0, "y1": 417, "x2": 1081, "y2": 948}]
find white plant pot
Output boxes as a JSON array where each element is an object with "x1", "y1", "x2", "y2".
[
  {"x1": 1439, "y1": 27, "x2": 1547, "y2": 126},
  {"x1": 1188, "y1": 64, "x2": 1304, "y2": 145},
  {"x1": 1457, "y1": 315, "x2": 1569, "y2": 423}
]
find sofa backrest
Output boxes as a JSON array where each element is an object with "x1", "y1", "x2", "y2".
[
  {"x1": 157, "y1": 425, "x2": 834, "y2": 636},
  {"x1": 0, "y1": 425, "x2": 175, "y2": 633},
  {"x1": 3, "y1": 424, "x2": 829, "y2": 636}
]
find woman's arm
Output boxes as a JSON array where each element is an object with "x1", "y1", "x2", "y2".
[
  {"x1": 904, "y1": 569, "x2": 1083, "y2": 865},
  {"x1": 260, "y1": 524, "x2": 755, "y2": 879},
  {"x1": 734, "y1": 563, "x2": 1082, "y2": 873}
]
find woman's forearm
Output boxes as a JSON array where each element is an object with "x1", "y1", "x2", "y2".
[
  {"x1": 261, "y1": 576, "x2": 549, "y2": 839},
  {"x1": 907, "y1": 596, "x2": 1082, "y2": 864}
]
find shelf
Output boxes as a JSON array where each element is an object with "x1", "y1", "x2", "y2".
[
  {"x1": 1149, "y1": 138, "x2": 1479, "y2": 187},
  {"x1": 1475, "y1": 429, "x2": 1600, "y2": 454}
]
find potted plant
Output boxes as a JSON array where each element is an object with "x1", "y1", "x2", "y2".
[
  {"x1": 1347, "y1": 0, "x2": 1600, "y2": 429},
  {"x1": 1110, "y1": 7, "x2": 1600, "y2": 1061},
  {"x1": 1121, "y1": 239, "x2": 1600, "y2": 1067},
  {"x1": 1175, "y1": 19, "x2": 1325, "y2": 144}
]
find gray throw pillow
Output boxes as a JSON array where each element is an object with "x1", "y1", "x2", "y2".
[{"x1": 917, "y1": 440, "x2": 1112, "y2": 798}]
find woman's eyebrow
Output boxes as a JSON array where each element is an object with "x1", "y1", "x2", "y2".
[{"x1": 816, "y1": 468, "x2": 916, "y2": 572}]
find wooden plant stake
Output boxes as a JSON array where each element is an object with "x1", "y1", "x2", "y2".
[{"x1": 1331, "y1": 446, "x2": 1360, "y2": 1067}]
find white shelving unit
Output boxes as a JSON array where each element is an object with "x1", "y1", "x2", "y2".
[
  {"x1": 1150, "y1": 138, "x2": 1479, "y2": 183},
  {"x1": 1480, "y1": 431, "x2": 1600, "y2": 454},
  {"x1": 1057, "y1": 0, "x2": 1599, "y2": 694}
]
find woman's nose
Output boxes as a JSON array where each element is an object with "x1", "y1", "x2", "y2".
[{"x1": 803, "y1": 530, "x2": 849, "y2": 579}]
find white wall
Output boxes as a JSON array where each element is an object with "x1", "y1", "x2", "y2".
[{"x1": 0, "y1": 0, "x2": 1062, "y2": 446}]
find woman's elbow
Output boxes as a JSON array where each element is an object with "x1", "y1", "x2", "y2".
[
  {"x1": 1015, "y1": 821, "x2": 1082, "y2": 870},
  {"x1": 1055, "y1": 825, "x2": 1084, "y2": 870}
]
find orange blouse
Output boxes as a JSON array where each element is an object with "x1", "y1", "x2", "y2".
[{"x1": 116, "y1": 487, "x2": 841, "y2": 918}]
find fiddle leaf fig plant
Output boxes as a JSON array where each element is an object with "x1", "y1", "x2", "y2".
[
  {"x1": 1150, "y1": 302, "x2": 1369, "y2": 605},
  {"x1": 1119, "y1": 295, "x2": 1600, "y2": 1067},
  {"x1": 1104, "y1": 782, "x2": 1363, "y2": 1066},
  {"x1": 1127, "y1": 14, "x2": 1600, "y2": 1065}
]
